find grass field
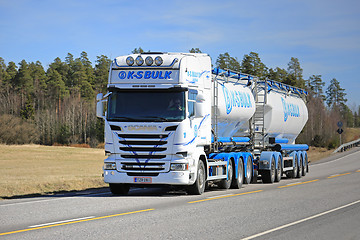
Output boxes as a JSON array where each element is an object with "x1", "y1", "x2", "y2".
[
  {"x1": 1, "y1": 133, "x2": 359, "y2": 199},
  {"x1": 0, "y1": 144, "x2": 106, "y2": 198}
]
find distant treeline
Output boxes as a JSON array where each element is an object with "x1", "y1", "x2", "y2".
[{"x1": 0, "y1": 48, "x2": 359, "y2": 148}]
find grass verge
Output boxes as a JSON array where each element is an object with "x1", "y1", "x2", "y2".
[{"x1": 0, "y1": 144, "x2": 106, "y2": 199}]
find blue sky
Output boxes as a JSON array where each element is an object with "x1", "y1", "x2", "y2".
[{"x1": 1, "y1": 0, "x2": 359, "y2": 109}]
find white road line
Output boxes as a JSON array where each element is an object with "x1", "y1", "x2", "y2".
[
  {"x1": 311, "y1": 150, "x2": 360, "y2": 167},
  {"x1": 0, "y1": 192, "x2": 110, "y2": 207},
  {"x1": 241, "y1": 199, "x2": 360, "y2": 240},
  {"x1": 29, "y1": 216, "x2": 96, "y2": 228}
]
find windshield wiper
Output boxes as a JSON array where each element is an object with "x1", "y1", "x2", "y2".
[
  {"x1": 141, "y1": 116, "x2": 169, "y2": 121},
  {"x1": 108, "y1": 117, "x2": 141, "y2": 121}
]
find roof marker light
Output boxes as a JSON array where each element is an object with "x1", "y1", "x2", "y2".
[
  {"x1": 155, "y1": 56, "x2": 163, "y2": 66},
  {"x1": 135, "y1": 56, "x2": 144, "y2": 66},
  {"x1": 145, "y1": 56, "x2": 153, "y2": 66},
  {"x1": 126, "y1": 56, "x2": 134, "y2": 66}
]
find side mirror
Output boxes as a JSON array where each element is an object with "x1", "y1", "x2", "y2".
[
  {"x1": 96, "y1": 93, "x2": 105, "y2": 118},
  {"x1": 194, "y1": 93, "x2": 206, "y2": 118}
]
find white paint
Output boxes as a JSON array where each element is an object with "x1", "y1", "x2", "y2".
[
  {"x1": 241, "y1": 199, "x2": 360, "y2": 240},
  {"x1": 29, "y1": 216, "x2": 96, "y2": 228}
]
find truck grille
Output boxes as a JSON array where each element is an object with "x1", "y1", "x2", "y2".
[
  {"x1": 116, "y1": 132, "x2": 171, "y2": 172},
  {"x1": 121, "y1": 162, "x2": 165, "y2": 171}
]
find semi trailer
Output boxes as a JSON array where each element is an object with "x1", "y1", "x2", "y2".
[{"x1": 96, "y1": 52, "x2": 309, "y2": 195}]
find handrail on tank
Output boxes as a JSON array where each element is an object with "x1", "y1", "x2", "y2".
[{"x1": 212, "y1": 68, "x2": 308, "y2": 98}]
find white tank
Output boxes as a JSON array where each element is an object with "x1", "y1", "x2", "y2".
[
  {"x1": 214, "y1": 82, "x2": 256, "y2": 138},
  {"x1": 264, "y1": 90, "x2": 308, "y2": 144}
]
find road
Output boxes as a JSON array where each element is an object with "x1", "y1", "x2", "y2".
[{"x1": 1, "y1": 148, "x2": 360, "y2": 239}]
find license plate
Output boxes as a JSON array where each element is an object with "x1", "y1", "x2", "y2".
[{"x1": 134, "y1": 177, "x2": 152, "y2": 183}]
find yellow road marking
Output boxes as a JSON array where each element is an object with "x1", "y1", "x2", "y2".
[
  {"x1": 328, "y1": 172, "x2": 351, "y2": 179},
  {"x1": 0, "y1": 208, "x2": 154, "y2": 236},
  {"x1": 188, "y1": 190, "x2": 263, "y2": 204},
  {"x1": 278, "y1": 179, "x2": 319, "y2": 189}
]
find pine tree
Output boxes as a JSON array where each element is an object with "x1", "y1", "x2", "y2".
[
  {"x1": 94, "y1": 55, "x2": 111, "y2": 93},
  {"x1": 307, "y1": 75, "x2": 325, "y2": 100},
  {"x1": 241, "y1": 52, "x2": 268, "y2": 80},
  {"x1": 215, "y1": 52, "x2": 241, "y2": 72},
  {"x1": 189, "y1": 48, "x2": 202, "y2": 53},
  {"x1": 286, "y1": 57, "x2": 305, "y2": 88},
  {"x1": 325, "y1": 78, "x2": 347, "y2": 108}
]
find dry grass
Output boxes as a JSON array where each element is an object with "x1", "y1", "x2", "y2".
[
  {"x1": 307, "y1": 146, "x2": 333, "y2": 163},
  {"x1": 0, "y1": 144, "x2": 106, "y2": 199}
]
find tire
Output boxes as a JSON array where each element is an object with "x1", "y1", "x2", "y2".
[
  {"x1": 244, "y1": 156, "x2": 252, "y2": 184},
  {"x1": 231, "y1": 159, "x2": 243, "y2": 189},
  {"x1": 275, "y1": 158, "x2": 282, "y2": 182},
  {"x1": 187, "y1": 160, "x2": 206, "y2": 195},
  {"x1": 287, "y1": 155, "x2": 298, "y2": 178},
  {"x1": 262, "y1": 157, "x2": 275, "y2": 183},
  {"x1": 109, "y1": 183, "x2": 130, "y2": 195},
  {"x1": 302, "y1": 156, "x2": 307, "y2": 176},
  {"x1": 297, "y1": 157, "x2": 303, "y2": 178},
  {"x1": 251, "y1": 169, "x2": 258, "y2": 183},
  {"x1": 219, "y1": 159, "x2": 233, "y2": 189}
]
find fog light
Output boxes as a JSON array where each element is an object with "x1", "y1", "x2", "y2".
[
  {"x1": 136, "y1": 56, "x2": 144, "y2": 66},
  {"x1": 104, "y1": 162, "x2": 116, "y2": 170},
  {"x1": 155, "y1": 56, "x2": 163, "y2": 66},
  {"x1": 145, "y1": 56, "x2": 153, "y2": 66},
  {"x1": 171, "y1": 163, "x2": 189, "y2": 171},
  {"x1": 126, "y1": 56, "x2": 134, "y2": 66}
]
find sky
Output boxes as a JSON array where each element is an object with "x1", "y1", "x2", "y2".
[{"x1": 1, "y1": 0, "x2": 359, "y2": 109}]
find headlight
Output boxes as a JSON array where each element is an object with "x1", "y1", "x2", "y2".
[
  {"x1": 104, "y1": 162, "x2": 116, "y2": 170},
  {"x1": 171, "y1": 163, "x2": 189, "y2": 171},
  {"x1": 155, "y1": 56, "x2": 163, "y2": 66},
  {"x1": 135, "y1": 56, "x2": 144, "y2": 66},
  {"x1": 145, "y1": 56, "x2": 153, "y2": 66},
  {"x1": 126, "y1": 56, "x2": 134, "y2": 66}
]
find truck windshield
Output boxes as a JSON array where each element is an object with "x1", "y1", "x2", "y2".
[{"x1": 107, "y1": 90, "x2": 186, "y2": 122}]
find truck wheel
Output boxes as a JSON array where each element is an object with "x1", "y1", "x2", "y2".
[
  {"x1": 187, "y1": 160, "x2": 206, "y2": 195},
  {"x1": 244, "y1": 156, "x2": 252, "y2": 184},
  {"x1": 251, "y1": 169, "x2": 258, "y2": 183},
  {"x1": 297, "y1": 159, "x2": 303, "y2": 178},
  {"x1": 231, "y1": 159, "x2": 243, "y2": 189},
  {"x1": 302, "y1": 157, "x2": 307, "y2": 176},
  {"x1": 275, "y1": 159, "x2": 282, "y2": 182},
  {"x1": 287, "y1": 156, "x2": 298, "y2": 178},
  {"x1": 109, "y1": 183, "x2": 130, "y2": 195},
  {"x1": 262, "y1": 157, "x2": 275, "y2": 183},
  {"x1": 219, "y1": 159, "x2": 233, "y2": 189}
]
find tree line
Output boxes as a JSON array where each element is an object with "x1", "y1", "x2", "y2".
[{"x1": 0, "y1": 48, "x2": 358, "y2": 148}]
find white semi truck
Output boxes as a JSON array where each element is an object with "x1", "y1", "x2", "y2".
[{"x1": 96, "y1": 52, "x2": 309, "y2": 195}]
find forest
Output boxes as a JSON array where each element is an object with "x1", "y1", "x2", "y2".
[{"x1": 0, "y1": 48, "x2": 359, "y2": 148}]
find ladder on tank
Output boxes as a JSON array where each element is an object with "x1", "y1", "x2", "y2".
[{"x1": 251, "y1": 79, "x2": 267, "y2": 150}]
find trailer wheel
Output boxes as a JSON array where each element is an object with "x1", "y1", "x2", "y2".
[
  {"x1": 302, "y1": 156, "x2": 307, "y2": 176},
  {"x1": 262, "y1": 157, "x2": 275, "y2": 183},
  {"x1": 231, "y1": 158, "x2": 243, "y2": 189},
  {"x1": 109, "y1": 184, "x2": 130, "y2": 195},
  {"x1": 297, "y1": 158, "x2": 303, "y2": 178},
  {"x1": 275, "y1": 159, "x2": 282, "y2": 182},
  {"x1": 244, "y1": 156, "x2": 252, "y2": 184},
  {"x1": 187, "y1": 160, "x2": 206, "y2": 195},
  {"x1": 219, "y1": 159, "x2": 233, "y2": 189},
  {"x1": 286, "y1": 155, "x2": 298, "y2": 178}
]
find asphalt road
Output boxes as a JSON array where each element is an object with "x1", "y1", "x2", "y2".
[{"x1": 1, "y1": 147, "x2": 360, "y2": 240}]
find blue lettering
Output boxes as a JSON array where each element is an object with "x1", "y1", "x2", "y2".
[
  {"x1": 164, "y1": 71, "x2": 172, "y2": 79},
  {"x1": 152, "y1": 71, "x2": 159, "y2": 78},
  {"x1": 135, "y1": 71, "x2": 143, "y2": 79},
  {"x1": 144, "y1": 71, "x2": 151, "y2": 79},
  {"x1": 282, "y1": 97, "x2": 300, "y2": 122},
  {"x1": 127, "y1": 71, "x2": 135, "y2": 79},
  {"x1": 158, "y1": 71, "x2": 164, "y2": 79}
]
